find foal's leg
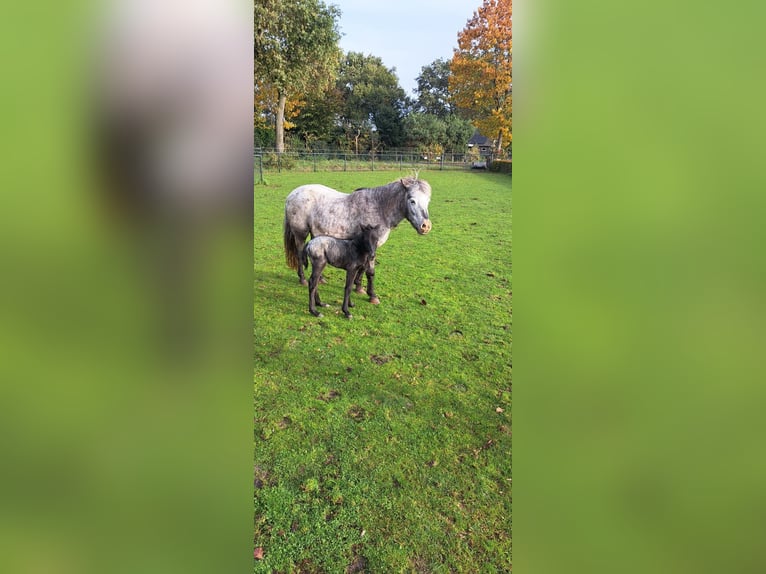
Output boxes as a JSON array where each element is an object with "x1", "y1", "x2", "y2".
[
  {"x1": 306, "y1": 233, "x2": 327, "y2": 285},
  {"x1": 308, "y1": 261, "x2": 327, "y2": 317},
  {"x1": 353, "y1": 267, "x2": 366, "y2": 294},
  {"x1": 308, "y1": 275, "x2": 320, "y2": 317},
  {"x1": 342, "y1": 269, "x2": 356, "y2": 318}
]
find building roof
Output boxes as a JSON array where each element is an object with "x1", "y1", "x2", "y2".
[{"x1": 467, "y1": 130, "x2": 493, "y2": 147}]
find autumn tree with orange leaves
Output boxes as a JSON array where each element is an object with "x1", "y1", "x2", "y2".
[{"x1": 450, "y1": 0, "x2": 512, "y2": 153}]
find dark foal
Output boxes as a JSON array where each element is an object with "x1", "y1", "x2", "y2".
[{"x1": 303, "y1": 226, "x2": 382, "y2": 318}]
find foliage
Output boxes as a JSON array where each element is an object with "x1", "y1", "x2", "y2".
[
  {"x1": 450, "y1": 0, "x2": 512, "y2": 152},
  {"x1": 336, "y1": 52, "x2": 408, "y2": 151},
  {"x1": 254, "y1": 83, "x2": 303, "y2": 131},
  {"x1": 402, "y1": 113, "x2": 446, "y2": 154},
  {"x1": 402, "y1": 112, "x2": 475, "y2": 155},
  {"x1": 254, "y1": 0, "x2": 342, "y2": 151},
  {"x1": 489, "y1": 159, "x2": 513, "y2": 174},
  {"x1": 290, "y1": 85, "x2": 344, "y2": 149},
  {"x1": 254, "y1": 125, "x2": 275, "y2": 149},
  {"x1": 261, "y1": 152, "x2": 296, "y2": 170},
  {"x1": 254, "y1": 171, "x2": 512, "y2": 572},
  {"x1": 444, "y1": 114, "x2": 477, "y2": 151},
  {"x1": 414, "y1": 58, "x2": 453, "y2": 118}
]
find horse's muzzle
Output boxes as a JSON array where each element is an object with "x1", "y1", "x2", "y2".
[{"x1": 420, "y1": 219, "x2": 432, "y2": 234}]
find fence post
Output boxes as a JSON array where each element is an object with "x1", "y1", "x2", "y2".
[
  {"x1": 440, "y1": 154, "x2": 444, "y2": 171},
  {"x1": 371, "y1": 152, "x2": 374, "y2": 171},
  {"x1": 257, "y1": 155, "x2": 263, "y2": 184},
  {"x1": 344, "y1": 154, "x2": 347, "y2": 171},
  {"x1": 313, "y1": 153, "x2": 317, "y2": 172},
  {"x1": 277, "y1": 153, "x2": 281, "y2": 173}
]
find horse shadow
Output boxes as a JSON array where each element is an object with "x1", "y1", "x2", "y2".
[{"x1": 255, "y1": 268, "x2": 366, "y2": 315}]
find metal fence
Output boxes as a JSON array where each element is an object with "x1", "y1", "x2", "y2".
[{"x1": 254, "y1": 149, "x2": 496, "y2": 182}]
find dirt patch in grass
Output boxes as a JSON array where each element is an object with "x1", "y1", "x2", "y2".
[{"x1": 347, "y1": 405, "x2": 368, "y2": 422}]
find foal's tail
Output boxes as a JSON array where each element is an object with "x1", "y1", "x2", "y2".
[{"x1": 283, "y1": 214, "x2": 300, "y2": 270}]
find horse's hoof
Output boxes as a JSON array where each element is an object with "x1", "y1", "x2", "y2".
[
  {"x1": 345, "y1": 314, "x2": 353, "y2": 319},
  {"x1": 319, "y1": 303, "x2": 330, "y2": 308},
  {"x1": 300, "y1": 279, "x2": 308, "y2": 286},
  {"x1": 354, "y1": 287, "x2": 366, "y2": 295},
  {"x1": 315, "y1": 313, "x2": 323, "y2": 318},
  {"x1": 369, "y1": 296, "x2": 380, "y2": 305}
]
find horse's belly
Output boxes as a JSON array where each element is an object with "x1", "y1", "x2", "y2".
[{"x1": 377, "y1": 229, "x2": 391, "y2": 246}]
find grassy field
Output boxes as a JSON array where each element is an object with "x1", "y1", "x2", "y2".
[{"x1": 254, "y1": 170, "x2": 512, "y2": 572}]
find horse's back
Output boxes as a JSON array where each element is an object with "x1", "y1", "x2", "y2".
[
  {"x1": 285, "y1": 183, "x2": 357, "y2": 237},
  {"x1": 286, "y1": 184, "x2": 347, "y2": 208}
]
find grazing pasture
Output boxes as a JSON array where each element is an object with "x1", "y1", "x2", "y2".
[{"x1": 254, "y1": 171, "x2": 512, "y2": 572}]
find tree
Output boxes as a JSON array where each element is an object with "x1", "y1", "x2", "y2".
[
  {"x1": 403, "y1": 113, "x2": 474, "y2": 155},
  {"x1": 449, "y1": 0, "x2": 512, "y2": 153},
  {"x1": 414, "y1": 59, "x2": 453, "y2": 118},
  {"x1": 337, "y1": 52, "x2": 408, "y2": 152},
  {"x1": 403, "y1": 112, "x2": 447, "y2": 155},
  {"x1": 290, "y1": 85, "x2": 343, "y2": 149},
  {"x1": 254, "y1": 0, "x2": 341, "y2": 152},
  {"x1": 444, "y1": 114, "x2": 476, "y2": 151}
]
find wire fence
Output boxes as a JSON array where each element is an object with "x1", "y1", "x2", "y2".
[{"x1": 254, "y1": 149, "x2": 498, "y2": 183}]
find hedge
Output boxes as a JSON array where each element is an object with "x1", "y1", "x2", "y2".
[{"x1": 489, "y1": 159, "x2": 512, "y2": 174}]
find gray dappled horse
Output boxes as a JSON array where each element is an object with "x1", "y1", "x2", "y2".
[
  {"x1": 283, "y1": 177, "x2": 432, "y2": 304},
  {"x1": 304, "y1": 225, "x2": 383, "y2": 318}
]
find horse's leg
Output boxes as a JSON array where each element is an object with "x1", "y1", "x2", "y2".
[
  {"x1": 366, "y1": 262, "x2": 380, "y2": 305},
  {"x1": 296, "y1": 235, "x2": 309, "y2": 286},
  {"x1": 342, "y1": 269, "x2": 356, "y2": 318},
  {"x1": 315, "y1": 286, "x2": 329, "y2": 308}
]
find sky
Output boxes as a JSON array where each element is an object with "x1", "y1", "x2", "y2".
[{"x1": 329, "y1": 0, "x2": 480, "y2": 96}]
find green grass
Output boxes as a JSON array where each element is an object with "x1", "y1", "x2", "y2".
[{"x1": 254, "y1": 171, "x2": 512, "y2": 572}]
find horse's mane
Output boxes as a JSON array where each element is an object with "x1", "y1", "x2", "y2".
[
  {"x1": 352, "y1": 180, "x2": 431, "y2": 200},
  {"x1": 353, "y1": 178, "x2": 431, "y2": 209}
]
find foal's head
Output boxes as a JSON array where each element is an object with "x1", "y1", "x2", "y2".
[{"x1": 359, "y1": 224, "x2": 383, "y2": 263}]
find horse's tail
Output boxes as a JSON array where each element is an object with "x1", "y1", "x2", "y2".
[
  {"x1": 302, "y1": 244, "x2": 309, "y2": 270},
  {"x1": 284, "y1": 214, "x2": 300, "y2": 270}
]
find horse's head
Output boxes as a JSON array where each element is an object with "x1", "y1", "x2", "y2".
[{"x1": 401, "y1": 177, "x2": 432, "y2": 235}]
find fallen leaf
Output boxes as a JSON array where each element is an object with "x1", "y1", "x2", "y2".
[
  {"x1": 420, "y1": 299, "x2": 427, "y2": 305},
  {"x1": 496, "y1": 407, "x2": 505, "y2": 413},
  {"x1": 254, "y1": 547, "x2": 264, "y2": 560}
]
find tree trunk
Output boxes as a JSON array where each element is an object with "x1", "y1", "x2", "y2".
[
  {"x1": 496, "y1": 130, "x2": 503, "y2": 154},
  {"x1": 276, "y1": 90, "x2": 287, "y2": 153}
]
